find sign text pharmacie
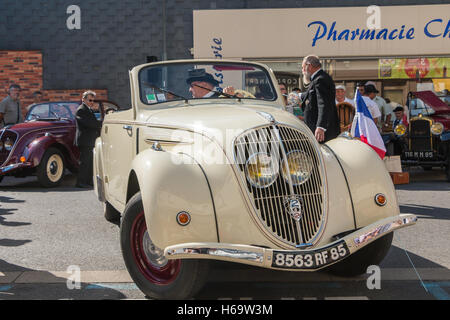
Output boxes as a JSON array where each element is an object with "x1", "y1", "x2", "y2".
[{"x1": 308, "y1": 19, "x2": 450, "y2": 47}]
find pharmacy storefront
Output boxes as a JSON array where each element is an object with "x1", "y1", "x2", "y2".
[{"x1": 193, "y1": 4, "x2": 450, "y2": 106}]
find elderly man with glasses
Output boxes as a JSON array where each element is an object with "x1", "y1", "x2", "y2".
[{"x1": 74, "y1": 90, "x2": 102, "y2": 188}]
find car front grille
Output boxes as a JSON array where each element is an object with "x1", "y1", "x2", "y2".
[
  {"x1": 409, "y1": 119, "x2": 432, "y2": 151},
  {"x1": 233, "y1": 124, "x2": 325, "y2": 247},
  {"x1": 0, "y1": 130, "x2": 18, "y2": 166}
]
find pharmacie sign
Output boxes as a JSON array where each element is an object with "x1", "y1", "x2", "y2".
[
  {"x1": 193, "y1": 5, "x2": 450, "y2": 59},
  {"x1": 308, "y1": 18, "x2": 449, "y2": 47}
]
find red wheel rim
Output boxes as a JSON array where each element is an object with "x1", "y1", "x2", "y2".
[{"x1": 130, "y1": 211, "x2": 181, "y2": 285}]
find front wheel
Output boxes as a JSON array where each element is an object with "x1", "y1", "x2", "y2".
[
  {"x1": 36, "y1": 147, "x2": 65, "y2": 187},
  {"x1": 120, "y1": 192, "x2": 209, "y2": 300},
  {"x1": 325, "y1": 232, "x2": 393, "y2": 277}
]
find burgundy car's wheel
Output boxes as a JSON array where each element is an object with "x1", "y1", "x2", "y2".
[
  {"x1": 36, "y1": 147, "x2": 65, "y2": 187},
  {"x1": 120, "y1": 192, "x2": 209, "y2": 299}
]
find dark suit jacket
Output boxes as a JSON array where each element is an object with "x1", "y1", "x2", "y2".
[
  {"x1": 75, "y1": 103, "x2": 102, "y2": 147},
  {"x1": 301, "y1": 70, "x2": 340, "y2": 142}
]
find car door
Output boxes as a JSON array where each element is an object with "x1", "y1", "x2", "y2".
[{"x1": 102, "y1": 109, "x2": 135, "y2": 207}]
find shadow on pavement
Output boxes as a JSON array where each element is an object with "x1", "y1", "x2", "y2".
[{"x1": 0, "y1": 259, "x2": 128, "y2": 300}]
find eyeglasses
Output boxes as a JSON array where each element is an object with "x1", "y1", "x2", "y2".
[{"x1": 87, "y1": 99, "x2": 95, "y2": 102}]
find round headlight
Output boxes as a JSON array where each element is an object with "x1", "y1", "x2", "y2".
[
  {"x1": 431, "y1": 122, "x2": 444, "y2": 135},
  {"x1": 245, "y1": 153, "x2": 279, "y2": 188},
  {"x1": 4, "y1": 138, "x2": 13, "y2": 151},
  {"x1": 281, "y1": 151, "x2": 313, "y2": 186},
  {"x1": 394, "y1": 124, "x2": 407, "y2": 137}
]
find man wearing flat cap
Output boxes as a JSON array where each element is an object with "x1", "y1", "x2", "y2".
[
  {"x1": 186, "y1": 69, "x2": 220, "y2": 98},
  {"x1": 362, "y1": 84, "x2": 382, "y2": 125},
  {"x1": 365, "y1": 81, "x2": 392, "y2": 128},
  {"x1": 392, "y1": 106, "x2": 408, "y2": 128}
]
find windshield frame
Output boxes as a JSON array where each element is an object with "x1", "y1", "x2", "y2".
[
  {"x1": 25, "y1": 102, "x2": 79, "y2": 122},
  {"x1": 137, "y1": 60, "x2": 279, "y2": 106}
]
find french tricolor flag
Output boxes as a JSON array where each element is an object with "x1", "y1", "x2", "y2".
[{"x1": 351, "y1": 90, "x2": 386, "y2": 159}]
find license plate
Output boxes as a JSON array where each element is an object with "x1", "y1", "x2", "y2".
[
  {"x1": 403, "y1": 151, "x2": 434, "y2": 159},
  {"x1": 271, "y1": 241, "x2": 350, "y2": 270}
]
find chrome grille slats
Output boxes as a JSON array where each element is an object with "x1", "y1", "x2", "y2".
[{"x1": 234, "y1": 124, "x2": 325, "y2": 247}]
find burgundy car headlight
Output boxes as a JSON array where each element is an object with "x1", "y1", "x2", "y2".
[{"x1": 4, "y1": 138, "x2": 13, "y2": 151}]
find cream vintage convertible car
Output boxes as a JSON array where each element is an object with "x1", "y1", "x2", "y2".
[{"x1": 93, "y1": 59, "x2": 417, "y2": 299}]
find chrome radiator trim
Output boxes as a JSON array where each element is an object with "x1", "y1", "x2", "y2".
[{"x1": 233, "y1": 124, "x2": 327, "y2": 247}]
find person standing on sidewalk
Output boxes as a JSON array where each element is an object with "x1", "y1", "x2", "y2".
[
  {"x1": 74, "y1": 91, "x2": 102, "y2": 188},
  {"x1": 0, "y1": 84, "x2": 23, "y2": 128}
]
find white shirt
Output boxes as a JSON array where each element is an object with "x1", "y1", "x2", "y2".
[
  {"x1": 335, "y1": 97, "x2": 355, "y2": 107},
  {"x1": 362, "y1": 96, "x2": 381, "y2": 119},
  {"x1": 310, "y1": 68, "x2": 322, "y2": 80}
]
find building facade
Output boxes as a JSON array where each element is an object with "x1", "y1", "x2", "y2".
[{"x1": 1, "y1": 0, "x2": 449, "y2": 109}]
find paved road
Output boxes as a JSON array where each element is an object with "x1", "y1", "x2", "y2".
[{"x1": 0, "y1": 167, "x2": 449, "y2": 300}]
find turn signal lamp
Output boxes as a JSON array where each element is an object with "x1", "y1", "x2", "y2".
[
  {"x1": 375, "y1": 193, "x2": 387, "y2": 207},
  {"x1": 176, "y1": 211, "x2": 191, "y2": 226},
  {"x1": 20, "y1": 156, "x2": 26, "y2": 163}
]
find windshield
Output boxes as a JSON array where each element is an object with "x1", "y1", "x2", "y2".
[
  {"x1": 138, "y1": 61, "x2": 277, "y2": 105},
  {"x1": 25, "y1": 102, "x2": 79, "y2": 121},
  {"x1": 409, "y1": 98, "x2": 435, "y2": 117}
]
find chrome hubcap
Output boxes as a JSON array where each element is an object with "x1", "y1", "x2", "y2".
[{"x1": 142, "y1": 230, "x2": 168, "y2": 268}]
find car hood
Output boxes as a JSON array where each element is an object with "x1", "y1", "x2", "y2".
[
  {"x1": 144, "y1": 102, "x2": 305, "y2": 137},
  {"x1": 413, "y1": 91, "x2": 450, "y2": 115},
  {"x1": 3, "y1": 119, "x2": 74, "y2": 135}
]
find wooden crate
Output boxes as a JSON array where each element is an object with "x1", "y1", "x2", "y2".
[{"x1": 390, "y1": 172, "x2": 409, "y2": 185}]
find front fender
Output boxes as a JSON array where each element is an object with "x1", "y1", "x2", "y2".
[
  {"x1": 26, "y1": 135, "x2": 63, "y2": 167},
  {"x1": 325, "y1": 138, "x2": 399, "y2": 228},
  {"x1": 129, "y1": 149, "x2": 218, "y2": 249}
]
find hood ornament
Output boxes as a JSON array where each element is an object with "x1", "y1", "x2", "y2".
[
  {"x1": 256, "y1": 111, "x2": 276, "y2": 124},
  {"x1": 284, "y1": 195, "x2": 303, "y2": 222}
]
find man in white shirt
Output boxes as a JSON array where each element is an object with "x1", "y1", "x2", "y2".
[
  {"x1": 361, "y1": 84, "x2": 381, "y2": 124},
  {"x1": 335, "y1": 85, "x2": 354, "y2": 106},
  {"x1": 365, "y1": 81, "x2": 392, "y2": 127}
]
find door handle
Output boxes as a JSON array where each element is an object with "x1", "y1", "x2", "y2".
[{"x1": 123, "y1": 125, "x2": 133, "y2": 136}]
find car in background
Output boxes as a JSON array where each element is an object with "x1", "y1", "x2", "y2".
[
  {"x1": 0, "y1": 100, "x2": 118, "y2": 187},
  {"x1": 391, "y1": 90, "x2": 450, "y2": 180}
]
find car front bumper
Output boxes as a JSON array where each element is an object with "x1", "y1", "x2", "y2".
[
  {"x1": 0, "y1": 162, "x2": 33, "y2": 175},
  {"x1": 164, "y1": 214, "x2": 417, "y2": 271}
]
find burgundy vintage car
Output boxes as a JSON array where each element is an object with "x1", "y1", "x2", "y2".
[
  {"x1": 0, "y1": 100, "x2": 117, "y2": 187},
  {"x1": 390, "y1": 90, "x2": 450, "y2": 180}
]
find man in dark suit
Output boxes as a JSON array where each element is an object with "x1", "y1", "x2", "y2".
[
  {"x1": 301, "y1": 55, "x2": 340, "y2": 143},
  {"x1": 75, "y1": 91, "x2": 102, "y2": 188}
]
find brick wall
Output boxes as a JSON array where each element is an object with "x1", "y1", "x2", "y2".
[{"x1": 0, "y1": 50, "x2": 107, "y2": 118}]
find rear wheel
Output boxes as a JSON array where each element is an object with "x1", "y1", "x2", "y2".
[
  {"x1": 326, "y1": 232, "x2": 393, "y2": 277},
  {"x1": 36, "y1": 148, "x2": 65, "y2": 187},
  {"x1": 120, "y1": 192, "x2": 209, "y2": 299}
]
